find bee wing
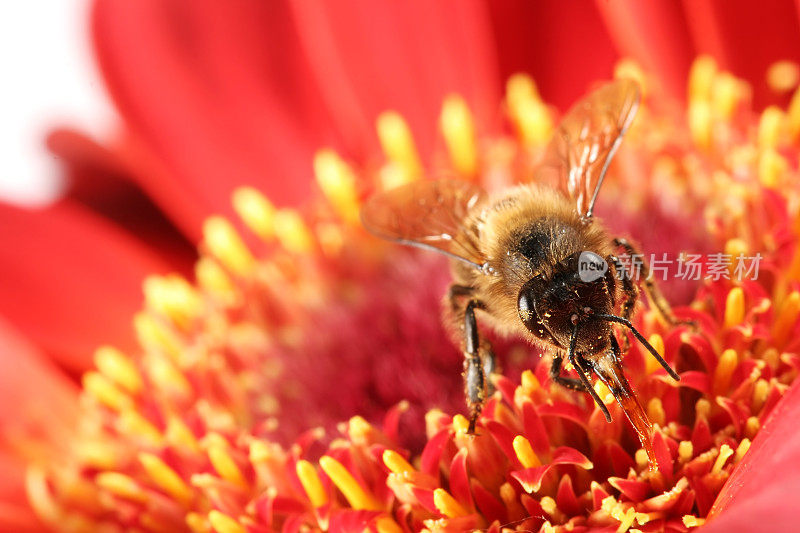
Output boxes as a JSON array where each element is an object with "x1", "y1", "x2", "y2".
[
  {"x1": 361, "y1": 179, "x2": 487, "y2": 268},
  {"x1": 536, "y1": 79, "x2": 641, "y2": 219}
]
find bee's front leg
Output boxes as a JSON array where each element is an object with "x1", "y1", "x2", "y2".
[
  {"x1": 613, "y1": 238, "x2": 696, "y2": 328},
  {"x1": 607, "y1": 253, "x2": 638, "y2": 352},
  {"x1": 462, "y1": 299, "x2": 489, "y2": 435}
]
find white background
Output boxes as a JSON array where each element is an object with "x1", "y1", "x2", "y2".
[{"x1": 0, "y1": 1, "x2": 113, "y2": 205}]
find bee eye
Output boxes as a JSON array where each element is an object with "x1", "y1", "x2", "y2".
[
  {"x1": 517, "y1": 276, "x2": 543, "y2": 327},
  {"x1": 518, "y1": 292, "x2": 534, "y2": 322}
]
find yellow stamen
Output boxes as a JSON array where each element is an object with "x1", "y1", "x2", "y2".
[
  {"x1": 433, "y1": 488, "x2": 468, "y2": 518},
  {"x1": 711, "y1": 72, "x2": 742, "y2": 120},
  {"x1": 296, "y1": 459, "x2": 328, "y2": 508},
  {"x1": 512, "y1": 435, "x2": 541, "y2": 468},
  {"x1": 521, "y1": 369, "x2": 540, "y2": 392},
  {"x1": 376, "y1": 111, "x2": 422, "y2": 179},
  {"x1": 541, "y1": 496, "x2": 565, "y2": 523},
  {"x1": 595, "y1": 381, "x2": 614, "y2": 404},
  {"x1": 788, "y1": 85, "x2": 800, "y2": 139},
  {"x1": 714, "y1": 349, "x2": 738, "y2": 395},
  {"x1": 273, "y1": 209, "x2": 314, "y2": 254},
  {"x1": 382, "y1": 450, "x2": 415, "y2": 475},
  {"x1": 725, "y1": 238, "x2": 748, "y2": 261},
  {"x1": 773, "y1": 291, "x2": 800, "y2": 346},
  {"x1": 134, "y1": 313, "x2": 182, "y2": 362},
  {"x1": 724, "y1": 288, "x2": 745, "y2": 328},
  {"x1": 645, "y1": 334, "x2": 665, "y2": 375},
  {"x1": 696, "y1": 398, "x2": 711, "y2": 419},
  {"x1": 207, "y1": 510, "x2": 245, "y2": 533},
  {"x1": 314, "y1": 150, "x2": 360, "y2": 224},
  {"x1": 634, "y1": 449, "x2": 649, "y2": 470},
  {"x1": 138, "y1": 452, "x2": 193, "y2": 505},
  {"x1": 146, "y1": 356, "x2": 191, "y2": 398},
  {"x1": 711, "y1": 444, "x2": 734, "y2": 474},
  {"x1": 682, "y1": 515, "x2": 706, "y2": 528},
  {"x1": 440, "y1": 95, "x2": 478, "y2": 176},
  {"x1": 689, "y1": 55, "x2": 717, "y2": 102},
  {"x1": 208, "y1": 444, "x2": 247, "y2": 488},
  {"x1": 143, "y1": 275, "x2": 202, "y2": 329},
  {"x1": 119, "y1": 410, "x2": 163, "y2": 445},
  {"x1": 767, "y1": 60, "x2": 799, "y2": 93},
  {"x1": 195, "y1": 257, "x2": 236, "y2": 300},
  {"x1": 375, "y1": 516, "x2": 404, "y2": 533},
  {"x1": 615, "y1": 59, "x2": 648, "y2": 94},
  {"x1": 752, "y1": 379, "x2": 770, "y2": 413},
  {"x1": 94, "y1": 346, "x2": 143, "y2": 394},
  {"x1": 318, "y1": 455, "x2": 381, "y2": 510},
  {"x1": 688, "y1": 100, "x2": 713, "y2": 149},
  {"x1": 378, "y1": 163, "x2": 410, "y2": 191},
  {"x1": 165, "y1": 416, "x2": 200, "y2": 452},
  {"x1": 506, "y1": 74, "x2": 552, "y2": 146},
  {"x1": 83, "y1": 372, "x2": 131, "y2": 411},
  {"x1": 759, "y1": 148, "x2": 788, "y2": 188},
  {"x1": 678, "y1": 441, "x2": 694, "y2": 463},
  {"x1": 452, "y1": 414, "x2": 470, "y2": 434},
  {"x1": 758, "y1": 106, "x2": 786, "y2": 149},
  {"x1": 186, "y1": 512, "x2": 210, "y2": 533},
  {"x1": 76, "y1": 441, "x2": 117, "y2": 469},
  {"x1": 735, "y1": 438, "x2": 751, "y2": 462},
  {"x1": 95, "y1": 472, "x2": 147, "y2": 503},
  {"x1": 647, "y1": 398, "x2": 666, "y2": 427},
  {"x1": 347, "y1": 415, "x2": 373, "y2": 445},
  {"x1": 232, "y1": 187, "x2": 275, "y2": 241},
  {"x1": 202, "y1": 216, "x2": 255, "y2": 276},
  {"x1": 745, "y1": 416, "x2": 761, "y2": 439}
]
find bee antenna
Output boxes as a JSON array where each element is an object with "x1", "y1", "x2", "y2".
[
  {"x1": 595, "y1": 314, "x2": 681, "y2": 381},
  {"x1": 568, "y1": 323, "x2": 613, "y2": 422}
]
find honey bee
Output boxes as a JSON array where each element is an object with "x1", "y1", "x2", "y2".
[{"x1": 362, "y1": 80, "x2": 689, "y2": 462}]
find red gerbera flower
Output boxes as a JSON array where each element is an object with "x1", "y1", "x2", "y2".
[{"x1": 3, "y1": 2, "x2": 800, "y2": 531}]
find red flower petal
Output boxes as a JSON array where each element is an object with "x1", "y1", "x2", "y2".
[
  {"x1": 683, "y1": 0, "x2": 800, "y2": 108},
  {"x1": 0, "y1": 201, "x2": 172, "y2": 371},
  {"x1": 595, "y1": 0, "x2": 694, "y2": 100},
  {"x1": 702, "y1": 380, "x2": 800, "y2": 530},
  {"x1": 92, "y1": 0, "x2": 328, "y2": 239},
  {"x1": 0, "y1": 319, "x2": 78, "y2": 533},
  {"x1": 486, "y1": 0, "x2": 619, "y2": 109},
  {"x1": 92, "y1": 0, "x2": 500, "y2": 238},
  {"x1": 290, "y1": 0, "x2": 501, "y2": 152},
  {"x1": 47, "y1": 128, "x2": 196, "y2": 270}
]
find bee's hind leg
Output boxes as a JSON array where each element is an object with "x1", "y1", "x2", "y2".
[{"x1": 613, "y1": 237, "x2": 696, "y2": 328}]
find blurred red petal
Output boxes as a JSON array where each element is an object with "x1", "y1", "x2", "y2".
[
  {"x1": 595, "y1": 0, "x2": 694, "y2": 100},
  {"x1": 0, "y1": 201, "x2": 172, "y2": 372},
  {"x1": 47, "y1": 128, "x2": 196, "y2": 270},
  {"x1": 92, "y1": 0, "x2": 328, "y2": 239},
  {"x1": 487, "y1": 0, "x2": 618, "y2": 109},
  {"x1": 703, "y1": 380, "x2": 800, "y2": 529},
  {"x1": 290, "y1": 0, "x2": 500, "y2": 154},
  {"x1": 0, "y1": 319, "x2": 78, "y2": 533},
  {"x1": 92, "y1": 0, "x2": 500, "y2": 239},
  {"x1": 684, "y1": 0, "x2": 800, "y2": 108}
]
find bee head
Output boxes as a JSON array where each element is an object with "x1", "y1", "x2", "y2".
[{"x1": 517, "y1": 251, "x2": 614, "y2": 354}]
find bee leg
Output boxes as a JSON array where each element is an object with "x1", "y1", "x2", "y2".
[
  {"x1": 481, "y1": 340, "x2": 497, "y2": 395},
  {"x1": 613, "y1": 237, "x2": 696, "y2": 328},
  {"x1": 568, "y1": 324, "x2": 613, "y2": 422},
  {"x1": 448, "y1": 284, "x2": 474, "y2": 311},
  {"x1": 607, "y1": 254, "x2": 638, "y2": 352},
  {"x1": 549, "y1": 353, "x2": 587, "y2": 391},
  {"x1": 463, "y1": 299, "x2": 488, "y2": 435}
]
